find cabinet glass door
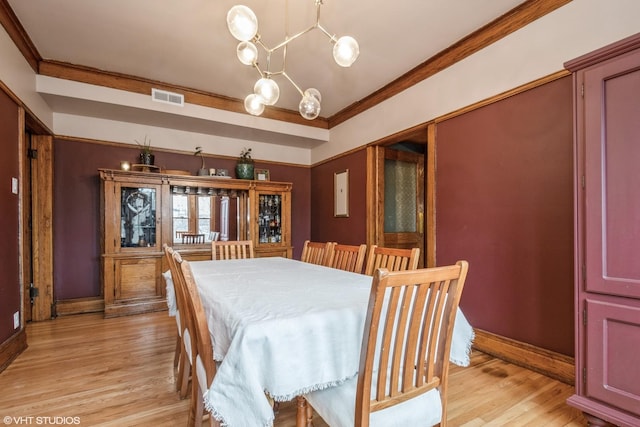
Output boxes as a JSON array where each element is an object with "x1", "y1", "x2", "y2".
[
  {"x1": 258, "y1": 193, "x2": 282, "y2": 244},
  {"x1": 120, "y1": 186, "x2": 157, "y2": 248}
]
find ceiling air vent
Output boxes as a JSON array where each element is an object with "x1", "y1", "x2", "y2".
[{"x1": 151, "y1": 88, "x2": 184, "y2": 107}]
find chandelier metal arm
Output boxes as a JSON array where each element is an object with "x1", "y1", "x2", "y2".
[
  {"x1": 281, "y1": 71, "x2": 304, "y2": 97},
  {"x1": 256, "y1": 0, "x2": 334, "y2": 54},
  {"x1": 316, "y1": 23, "x2": 337, "y2": 43},
  {"x1": 267, "y1": 24, "x2": 316, "y2": 53},
  {"x1": 251, "y1": 62, "x2": 265, "y2": 78}
]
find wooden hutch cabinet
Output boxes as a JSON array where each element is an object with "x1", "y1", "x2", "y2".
[
  {"x1": 565, "y1": 33, "x2": 640, "y2": 427},
  {"x1": 100, "y1": 168, "x2": 292, "y2": 317}
]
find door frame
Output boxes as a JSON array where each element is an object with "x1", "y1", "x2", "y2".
[
  {"x1": 365, "y1": 121, "x2": 436, "y2": 267},
  {"x1": 22, "y1": 117, "x2": 55, "y2": 321}
]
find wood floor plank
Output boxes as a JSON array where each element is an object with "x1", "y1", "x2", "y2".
[{"x1": 0, "y1": 311, "x2": 585, "y2": 426}]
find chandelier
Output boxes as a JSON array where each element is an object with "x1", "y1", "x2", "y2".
[{"x1": 226, "y1": 0, "x2": 360, "y2": 120}]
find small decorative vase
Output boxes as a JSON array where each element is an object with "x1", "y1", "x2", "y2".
[
  {"x1": 140, "y1": 152, "x2": 155, "y2": 165},
  {"x1": 235, "y1": 163, "x2": 254, "y2": 180}
]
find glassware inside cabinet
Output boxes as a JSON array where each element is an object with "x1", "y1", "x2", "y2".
[{"x1": 258, "y1": 194, "x2": 282, "y2": 244}]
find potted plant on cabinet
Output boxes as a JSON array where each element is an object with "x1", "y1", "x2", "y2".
[
  {"x1": 135, "y1": 136, "x2": 154, "y2": 165},
  {"x1": 236, "y1": 147, "x2": 254, "y2": 179},
  {"x1": 194, "y1": 146, "x2": 208, "y2": 176}
]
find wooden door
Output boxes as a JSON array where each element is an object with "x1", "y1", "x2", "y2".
[{"x1": 368, "y1": 144, "x2": 425, "y2": 267}]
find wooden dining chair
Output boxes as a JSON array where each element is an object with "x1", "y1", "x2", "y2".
[
  {"x1": 363, "y1": 245, "x2": 420, "y2": 276},
  {"x1": 303, "y1": 261, "x2": 469, "y2": 427},
  {"x1": 300, "y1": 240, "x2": 335, "y2": 266},
  {"x1": 162, "y1": 244, "x2": 182, "y2": 370},
  {"x1": 164, "y1": 246, "x2": 194, "y2": 400},
  {"x1": 177, "y1": 254, "x2": 221, "y2": 427},
  {"x1": 329, "y1": 243, "x2": 367, "y2": 274},
  {"x1": 211, "y1": 240, "x2": 254, "y2": 260}
]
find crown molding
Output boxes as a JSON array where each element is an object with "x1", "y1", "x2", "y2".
[{"x1": 0, "y1": 0, "x2": 40, "y2": 72}]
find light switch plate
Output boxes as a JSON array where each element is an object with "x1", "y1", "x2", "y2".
[
  {"x1": 11, "y1": 177, "x2": 18, "y2": 194},
  {"x1": 13, "y1": 311, "x2": 19, "y2": 329}
]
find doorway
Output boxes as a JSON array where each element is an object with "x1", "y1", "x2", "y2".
[{"x1": 366, "y1": 123, "x2": 431, "y2": 268}]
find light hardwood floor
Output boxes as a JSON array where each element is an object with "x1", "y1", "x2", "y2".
[{"x1": 0, "y1": 311, "x2": 586, "y2": 426}]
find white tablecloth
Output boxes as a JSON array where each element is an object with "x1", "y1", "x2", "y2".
[{"x1": 189, "y1": 257, "x2": 474, "y2": 427}]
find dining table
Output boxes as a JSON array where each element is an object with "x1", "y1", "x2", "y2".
[{"x1": 182, "y1": 256, "x2": 474, "y2": 427}]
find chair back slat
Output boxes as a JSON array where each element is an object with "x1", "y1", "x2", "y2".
[
  {"x1": 212, "y1": 240, "x2": 254, "y2": 260},
  {"x1": 329, "y1": 243, "x2": 367, "y2": 273},
  {"x1": 355, "y1": 261, "x2": 469, "y2": 426},
  {"x1": 182, "y1": 233, "x2": 205, "y2": 244},
  {"x1": 300, "y1": 241, "x2": 335, "y2": 266},
  {"x1": 364, "y1": 245, "x2": 420, "y2": 276}
]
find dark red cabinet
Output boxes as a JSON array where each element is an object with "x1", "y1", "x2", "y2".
[{"x1": 565, "y1": 33, "x2": 640, "y2": 427}]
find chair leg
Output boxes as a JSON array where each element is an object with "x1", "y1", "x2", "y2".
[
  {"x1": 174, "y1": 335, "x2": 181, "y2": 368},
  {"x1": 176, "y1": 348, "x2": 185, "y2": 392},
  {"x1": 191, "y1": 376, "x2": 203, "y2": 427},
  {"x1": 178, "y1": 350, "x2": 191, "y2": 399},
  {"x1": 180, "y1": 364, "x2": 191, "y2": 399},
  {"x1": 296, "y1": 396, "x2": 314, "y2": 427}
]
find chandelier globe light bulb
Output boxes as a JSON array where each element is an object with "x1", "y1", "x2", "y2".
[
  {"x1": 237, "y1": 41, "x2": 258, "y2": 65},
  {"x1": 227, "y1": 5, "x2": 258, "y2": 42},
  {"x1": 299, "y1": 89, "x2": 322, "y2": 120},
  {"x1": 333, "y1": 36, "x2": 359, "y2": 67},
  {"x1": 254, "y1": 78, "x2": 280, "y2": 106},
  {"x1": 305, "y1": 88, "x2": 321, "y2": 103},
  {"x1": 244, "y1": 93, "x2": 265, "y2": 116}
]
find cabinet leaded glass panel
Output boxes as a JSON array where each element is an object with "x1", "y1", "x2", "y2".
[{"x1": 121, "y1": 187, "x2": 156, "y2": 247}]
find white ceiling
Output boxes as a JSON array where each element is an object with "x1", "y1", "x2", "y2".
[{"x1": 8, "y1": 0, "x2": 526, "y2": 120}]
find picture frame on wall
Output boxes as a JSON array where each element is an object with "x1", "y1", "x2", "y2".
[
  {"x1": 334, "y1": 169, "x2": 349, "y2": 217},
  {"x1": 254, "y1": 168, "x2": 270, "y2": 181}
]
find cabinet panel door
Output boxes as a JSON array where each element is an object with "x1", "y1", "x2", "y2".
[
  {"x1": 586, "y1": 298, "x2": 640, "y2": 413},
  {"x1": 115, "y1": 257, "x2": 163, "y2": 300},
  {"x1": 584, "y1": 54, "x2": 640, "y2": 299}
]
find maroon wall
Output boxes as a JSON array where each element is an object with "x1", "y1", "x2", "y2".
[
  {"x1": 310, "y1": 149, "x2": 367, "y2": 247},
  {"x1": 435, "y1": 76, "x2": 574, "y2": 356},
  {"x1": 53, "y1": 140, "x2": 311, "y2": 300},
  {"x1": 0, "y1": 89, "x2": 20, "y2": 343}
]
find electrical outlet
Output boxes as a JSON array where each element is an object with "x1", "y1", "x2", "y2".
[
  {"x1": 13, "y1": 311, "x2": 19, "y2": 329},
  {"x1": 12, "y1": 177, "x2": 18, "y2": 194}
]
